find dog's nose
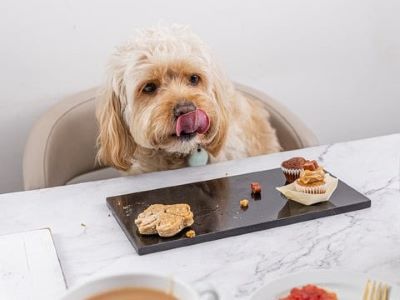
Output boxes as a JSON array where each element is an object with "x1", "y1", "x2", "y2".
[{"x1": 173, "y1": 101, "x2": 196, "y2": 118}]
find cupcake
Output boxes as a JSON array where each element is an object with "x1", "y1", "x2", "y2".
[
  {"x1": 281, "y1": 157, "x2": 306, "y2": 183},
  {"x1": 294, "y1": 166, "x2": 327, "y2": 194}
]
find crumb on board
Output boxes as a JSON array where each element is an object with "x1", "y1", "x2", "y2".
[
  {"x1": 185, "y1": 230, "x2": 196, "y2": 238},
  {"x1": 80, "y1": 223, "x2": 86, "y2": 227},
  {"x1": 240, "y1": 199, "x2": 249, "y2": 208}
]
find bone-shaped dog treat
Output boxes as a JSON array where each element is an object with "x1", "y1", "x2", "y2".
[{"x1": 134, "y1": 204, "x2": 194, "y2": 237}]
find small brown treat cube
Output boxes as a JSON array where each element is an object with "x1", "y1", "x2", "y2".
[
  {"x1": 303, "y1": 160, "x2": 319, "y2": 171},
  {"x1": 240, "y1": 199, "x2": 249, "y2": 208},
  {"x1": 185, "y1": 230, "x2": 196, "y2": 238},
  {"x1": 250, "y1": 182, "x2": 261, "y2": 194}
]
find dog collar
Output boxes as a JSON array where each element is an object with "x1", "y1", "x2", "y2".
[{"x1": 188, "y1": 145, "x2": 208, "y2": 167}]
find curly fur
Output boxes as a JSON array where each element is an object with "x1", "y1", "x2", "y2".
[{"x1": 97, "y1": 25, "x2": 281, "y2": 174}]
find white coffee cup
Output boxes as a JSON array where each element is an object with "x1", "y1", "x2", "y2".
[{"x1": 61, "y1": 273, "x2": 218, "y2": 300}]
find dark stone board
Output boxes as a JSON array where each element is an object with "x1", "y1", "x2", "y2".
[{"x1": 106, "y1": 168, "x2": 371, "y2": 255}]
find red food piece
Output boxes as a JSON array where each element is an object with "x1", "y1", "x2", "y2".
[
  {"x1": 280, "y1": 284, "x2": 337, "y2": 300},
  {"x1": 250, "y1": 182, "x2": 261, "y2": 194}
]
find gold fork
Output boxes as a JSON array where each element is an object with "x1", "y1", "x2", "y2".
[{"x1": 363, "y1": 279, "x2": 390, "y2": 300}]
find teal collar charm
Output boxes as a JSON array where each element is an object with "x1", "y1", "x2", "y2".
[{"x1": 188, "y1": 145, "x2": 209, "y2": 167}]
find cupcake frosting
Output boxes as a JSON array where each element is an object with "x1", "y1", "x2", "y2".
[{"x1": 298, "y1": 167, "x2": 325, "y2": 185}]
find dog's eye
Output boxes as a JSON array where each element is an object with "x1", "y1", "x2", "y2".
[
  {"x1": 189, "y1": 74, "x2": 200, "y2": 86},
  {"x1": 142, "y1": 82, "x2": 157, "y2": 94}
]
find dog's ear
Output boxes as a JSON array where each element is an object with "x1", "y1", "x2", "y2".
[
  {"x1": 206, "y1": 68, "x2": 230, "y2": 157},
  {"x1": 96, "y1": 78, "x2": 136, "y2": 171}
]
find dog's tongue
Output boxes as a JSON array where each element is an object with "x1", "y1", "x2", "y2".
[{"x1": 176, "y1": 109, "x2": 210, "y2": 137}]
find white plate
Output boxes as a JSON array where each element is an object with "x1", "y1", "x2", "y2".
[{"x1": 250, "y1": 270, "x2": 399, "y2": 300}]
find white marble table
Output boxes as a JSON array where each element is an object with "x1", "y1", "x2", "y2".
[{"x1": 0, "y1": 134, "x2": 399, "y2": 299}]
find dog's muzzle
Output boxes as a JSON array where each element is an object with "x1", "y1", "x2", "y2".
[{"x1": 174, "y1": 102, "x2": 210, "y2": 137}]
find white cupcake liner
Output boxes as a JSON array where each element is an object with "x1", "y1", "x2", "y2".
[
  {"x1": 280, "y1": 166, "x2": 302, "y2": 175},
  {"x1": 281, "y1": 166, "x2": 302, "y2": 182},
  {"x1": 294, "y1": 180, "x2": 327, "y2": 194}
]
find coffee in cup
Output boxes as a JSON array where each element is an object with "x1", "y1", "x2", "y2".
[{"x1": 87, "y1": 287, "x2": 176, "y2": 300}]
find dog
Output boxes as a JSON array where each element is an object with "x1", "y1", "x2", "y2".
[{"x1": 96, "y1": 25, "x2": 281, "y2": 175}]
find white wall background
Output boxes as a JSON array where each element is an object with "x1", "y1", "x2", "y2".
[{"x1": 0, "y1": 0, "x2": 399, "y2": 193}]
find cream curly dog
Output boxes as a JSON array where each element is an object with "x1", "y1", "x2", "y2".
[{"x1": 97, "y1": 25, "x2": 281, "y2": 174}]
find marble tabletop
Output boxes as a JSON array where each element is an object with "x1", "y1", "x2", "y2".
[{"x1": 0, "y1": 134, "x2": 399, "y2": 299}]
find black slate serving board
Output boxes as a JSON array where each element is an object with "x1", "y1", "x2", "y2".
[{"x1": 107, "y1": 168, "x2": 371, "y2": 255}]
